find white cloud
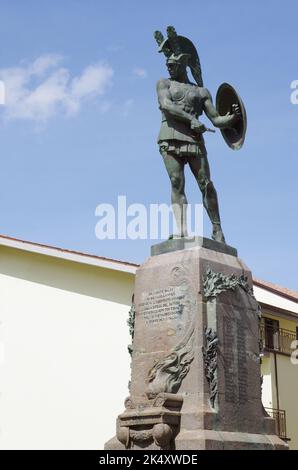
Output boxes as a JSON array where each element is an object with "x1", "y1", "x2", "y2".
[
  {"x1": 29, "y1": 54, "x2": 64, "y2": 77},
  {"x1": 0, "y1": 80, "x2": 5, "y2": 105},
  {"x1": 0, "y1": 55, "x2": 113, "y2": 124},
  {"x1": 132, "y1": 68, "x2": 147, "y2": 79},
  {"x1": 71, "y1": 64, "x2": 112, "y2": 99}
]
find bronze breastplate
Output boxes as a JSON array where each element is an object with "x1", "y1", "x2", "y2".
[{"x1": 169, "y1": 82, "x2": 203, "y2": 116}]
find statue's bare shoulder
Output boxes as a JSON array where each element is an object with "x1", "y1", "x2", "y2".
[
  {"x1": 156, "y1": 78, "x2": 170, "y2": 92},
  {"x1": 156, "y1": 79, "x2": 171, "y2": 106},
  {"x1": 200, "y1": 86, "x2": 212, "y2": 101}
]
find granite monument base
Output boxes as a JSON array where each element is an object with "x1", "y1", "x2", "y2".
[{"x1": 105, "y1": 239, "x2": 288, "y2": 450}]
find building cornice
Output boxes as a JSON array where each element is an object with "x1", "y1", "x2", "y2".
[{"x1": 0, "y1": 234, "x2": 138, "y2": 275}]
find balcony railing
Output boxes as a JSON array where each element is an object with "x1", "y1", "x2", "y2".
[
  {"x1": 265, "y1": 407, "x2": 288, "y2": 440},
  {"x1": 260, "y1": 323, "x2": 296, "y2": 356}
]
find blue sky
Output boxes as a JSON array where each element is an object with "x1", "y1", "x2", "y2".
[{"x1": 0, "y1": 0, "x2": 297, "y2": 290}]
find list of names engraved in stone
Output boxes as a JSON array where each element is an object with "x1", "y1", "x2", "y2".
[
  {"x1": 223, "y1": 319, "x2": 237, "y2": 403},
  {"x1": 236, "y1": 319, "x2": 248, "y2": 404},
  {"x1": 139, "y1": 287, "x2": 184, "y2": 326}
]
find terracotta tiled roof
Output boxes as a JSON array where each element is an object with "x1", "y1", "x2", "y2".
[{"x1": 253, "y1": 278, "x2": 298, "y2": 303}]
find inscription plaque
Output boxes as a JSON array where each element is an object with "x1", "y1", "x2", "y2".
[
  {"x1": 223, "y1": 317, "x2": 248, "y2": 405},
  {"x1": 139, "y1": 287, "x2": 185, "y2": 326},
  {"x1": 223, "y1": 318, "x2": 237, "y2": 403},
  {"x1": 237, "y1": 319, "x2": 248, "y2": 404}
]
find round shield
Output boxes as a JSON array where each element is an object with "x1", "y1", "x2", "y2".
[{"x1": 216, "y1": 83, "x2": 247, "y2": 150}]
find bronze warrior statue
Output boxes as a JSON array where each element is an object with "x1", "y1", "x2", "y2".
[{"x1": 154, "y1": 26, "x2": 246, "y2": 244}]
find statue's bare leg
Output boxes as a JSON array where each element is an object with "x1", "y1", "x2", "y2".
[
  {"x1": 188, "y1": 153, "x2": 226, "y2": 243},
  {"x1": 161, "y1": 151, "x2": 188, "y2": 238}
]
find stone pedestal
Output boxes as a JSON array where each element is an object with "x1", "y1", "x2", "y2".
[{"x1": 105, "y1": 238, "x2": 288, "y2": 450}]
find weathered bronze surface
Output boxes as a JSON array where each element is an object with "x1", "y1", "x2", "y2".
[
  {"x1": 216, "y1": 83, "x2": 247, "y2": 150},
  {"x1": 154, "y1": 26, "x2": 246, "y2": 244}
]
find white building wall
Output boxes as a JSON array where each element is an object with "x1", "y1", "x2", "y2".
[
  {"x1": 0, "y1": 246, "x2": 133, "y2": 449},
  {"x1": 261, "y1": 355, "x2": 274, "y2": 409},
  {"x1": 276, "y1": 354, "x2": 298, "y2": 449},
  {"x1": 254, "y1": 286, "x2": 298, "y2": 314}
]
